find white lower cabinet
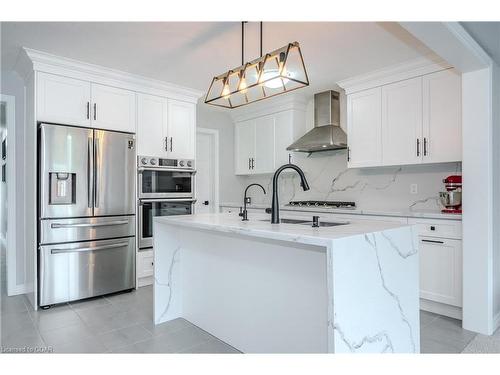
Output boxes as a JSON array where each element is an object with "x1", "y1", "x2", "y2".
[
  {"x1": 137, "y1": 249, "x2": 154, "y2": 287},
  {"x1": 419, "y1": 236, "x2": 462, "y2": 307}
]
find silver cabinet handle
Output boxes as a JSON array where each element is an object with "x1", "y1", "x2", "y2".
[
  {"x1": 94, "y1": 137, "x2": 100, "y2": 208},
  {"x1": 164, "y1": 137, "x2": 168, "y2": 151},
  {"x1": 51, "y1": 242, "x2": 129, "y2": 255},
  {"x1": 423, "y1": 137, "x2": 428, "y2": 156},
  {"x1": 416, "y1": 138, "x2": 420, "y2": 157},
  {"x1": 248, "y1": 158, "x2": 251, "y2": 170},
  {"x1": 170, "y1": 137, "x2": 173, "y2": 152},
  {"x1": 86, "y1": 102, "x2": 90, "y2": 119},
  {"x1": 87, "y1": 137, "x2": 93, "y2": 208},
  {"x1": 51, "y1": 220, "x2": 129, "y2": 229},
  {"x1": 251, "y1": 158, "x2": 255, "y2": 169},
  {"x1": 93, "y1": 103, "x2": 97, "y2": 121}
]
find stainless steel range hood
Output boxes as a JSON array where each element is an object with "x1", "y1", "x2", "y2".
[{"x1": 287, "y1": 90, "x2": 347, "y2": 153}]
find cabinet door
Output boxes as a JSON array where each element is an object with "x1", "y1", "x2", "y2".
[
  {"x1": 137, "y1": 93, "x2": 168, "y2": 157},
  {"x1": 274, "y1": 111, "x2": 294, "y2": 167},
  {"x1": 422, "y1": 69, "x2": 462, "y2": 163},
  {"x1": 235, "y1": 120, "x2": 255, "y2": 175},
  {"x1": 419, "y1": 237, "x2": 462, "y2": 307},
  {"x1": 166, "y1": 99, "x2": 195, "y2": 159},
  {"x1": 347, "y1": 87, "x2": 382, "y2": 168},
  {"x1": 91, "y1": 83, "x2": 136, "y2": 133},
  {"x1": 381, "y1": 77, "x2": 423, "y2": 166},
  {"x1": 37, "y1": 72, "x2": 91, "y2": 127},
  {"x1": 254, "y1": 115, "x2": 275, "y2": 174}
]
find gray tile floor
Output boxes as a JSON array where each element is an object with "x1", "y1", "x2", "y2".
[{"x1": 0, "y1": 241, "x2": 494, "y2": 354}]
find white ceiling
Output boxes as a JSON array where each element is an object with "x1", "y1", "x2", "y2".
[{"x1": 1, "y1": 22, "x2": 434, "y2": 97}]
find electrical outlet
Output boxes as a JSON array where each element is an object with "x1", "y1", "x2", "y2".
[{"x1": 410, "y1": 184, "x2": 418, "y2": 195}]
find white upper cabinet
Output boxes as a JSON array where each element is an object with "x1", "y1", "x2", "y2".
[
  {"x1": 137, "y1": 93, "x2": 168, "y2": 157},
  {"x1": 254, "y1": 115, "x2": 275, "y2": 174},
  {"x1": 136, "y1": 96, "x2": 196, "y2": 160},
  {"x1": 381, "y1": 77, "x2": 423, "y2": 166},
  {"x1": 235, "y1": 119, "x2": 256, "y2": 174},
  {"x1": 234, "y1": 109, "x2": 305, "y2": 175},
  {"x1": 274, "y1": 111, "x2": 295, "y2": 167},
  {"x1": 347, "y1": 87, "x2": 382, "y2": 168},
  {"x1": 343, "y1": 68, "x2": 461, "y2": 168},
  {"x1": 37, "y1": 72, "x2": 91, "y2": 127},
  {"x1": 166, "y1": 99, "x2": 196, "y2": 160},
  {"x1": 422, "y1": 69, "x2": 462, "y2": 163},
  {"x1": 37, "y1": 72, "x2": 136, "y2": 133},
  {"x1": 91, "y1": 83, "x2": 136, "y2": 133}
]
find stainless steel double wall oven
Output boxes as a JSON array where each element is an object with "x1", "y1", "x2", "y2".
[
  {"x1": 38, "y1": 123, "x2": 136, "y2": 307},
  {"x1": 137, "y1": 156, "x2": 195, "y2": 250}
]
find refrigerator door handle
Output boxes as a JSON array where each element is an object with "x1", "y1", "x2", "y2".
[
  {"x1": 50, "y1": 242, "x2": 129, "y2": 255},
  {"x1": 51, "y1": 220, "x2": 129, "y2": 229},
  {"x1": 87, "y1": 137, "x2": 93, "y2": 208},
  {"x1": 94, "y1": 136, "x2": 100, "y2": 208}
]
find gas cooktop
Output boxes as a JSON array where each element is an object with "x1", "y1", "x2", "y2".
[{"x1": 287, "y1": 200, "x2": 356, "y2": 209}]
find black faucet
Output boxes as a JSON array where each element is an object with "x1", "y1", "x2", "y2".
[
  {"x1": 239, "y1": 183, "x2": 266, "y2": 221},
  {"x1": 271, "y1": 164, "x2": 310, "y2": 224}
]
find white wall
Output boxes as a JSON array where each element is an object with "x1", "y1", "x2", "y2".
[
  {"x1": 492, "y1": 62, "x2": 500, "y2": 328},
  {"x1": 461, "y1": 68, "x2": 494, "y2": 334},
  {"x1": 0, "y1": 70, "x2": 27, "y2": 294}
]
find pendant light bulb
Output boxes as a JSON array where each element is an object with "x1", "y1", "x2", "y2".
[
  {"x1": 239, "y1": 72, "x2": 248, "y2": 94},
  {"x1": 221, "y1": 79, "x2": 231, "y2": 99}
]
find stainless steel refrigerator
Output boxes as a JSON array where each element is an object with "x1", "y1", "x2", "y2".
[{"x1": 38, "y1": 123, "x2": 136, "y2": 307}]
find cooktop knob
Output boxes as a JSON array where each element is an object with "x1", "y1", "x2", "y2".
[
  {"x1": 187, "y1": 160, "x2": 192, "y2": 167},
  {"x1": 141, "y1": 157, "x2": 148, "y2": 165},
  {"x1": 179, "y1": 160, "x2": 185, "y2": 167},
  {"x1": 150, "y1": 159, "x2": 156, "y2": 165},
  {"x1": 315, "y1": 202, "x2": 320, "y2": 206}
]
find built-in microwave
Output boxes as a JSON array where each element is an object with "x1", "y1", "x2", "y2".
[
  {"x1": 138, "y1": 156, "x2": 195, "y2": 199},
  {"x1": 138, "y1": 198, "x2": 195, "y2": 249}
]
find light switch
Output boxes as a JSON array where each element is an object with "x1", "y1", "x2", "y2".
[{"x1": 410, "y1": 184, "x2": 418, "y2": 195}]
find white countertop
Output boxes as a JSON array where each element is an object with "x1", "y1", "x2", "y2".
[
  {"x1": 219, "y1": 202, "x2": 462, "y2": 221},
  {"x1": 154, "y1": 212, "x2": 409, "y2": 247}
]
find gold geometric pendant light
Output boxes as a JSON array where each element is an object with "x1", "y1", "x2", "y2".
[{"x1": 205, "y1": 22, "x2": 309, "y2": 109}]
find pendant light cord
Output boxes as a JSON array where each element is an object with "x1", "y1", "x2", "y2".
[
  {"x1": 260, "y1": 22, "x2": 263, "y2": 57},
  {"x1": 241, "y1": 21, "x2": 245, "y2": 65}
]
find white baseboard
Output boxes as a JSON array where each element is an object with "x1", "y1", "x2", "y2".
[
  {"x1": 137, "y1": 276, "x2": 153, "y2": 287},
  {"x1": 493, "y1": 311, "x2": 500, "y2": 333},
  {"x1": 7, "y1": 283, "x2": 29, "y2": 296},
  {"x1": 420, "y1": 298, "x2": 462, "y2": 320}
]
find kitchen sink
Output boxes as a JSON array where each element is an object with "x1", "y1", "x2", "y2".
[{"x1": 260, "y1": 218, "x2": 349, "y2": 227}]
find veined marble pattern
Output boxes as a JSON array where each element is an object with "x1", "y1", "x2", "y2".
[
  {"x1": 240, "y1": 150, "x2": 461, "y2": 212},
  {"x1": 328, "y1": 227, "x2": 419, "y2": 353},
  {"x1": 154, "y1": 213, "x2": 419, "y2": 353}
]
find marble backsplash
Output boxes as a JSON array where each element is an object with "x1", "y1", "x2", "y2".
[{"x1": 239, "y1": 150, "x2": 461, "y2": 212}]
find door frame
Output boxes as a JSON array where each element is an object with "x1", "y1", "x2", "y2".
[
  {"x1": 196, "y1": 127, "x2": 220, "y2": 213},
  {"x1": 1, "y1": 94, "x2": 19, "y2": 296}
]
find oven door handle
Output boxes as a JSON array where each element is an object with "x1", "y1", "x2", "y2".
[
  {"x1": 139, "y1": 198, "x2": 197, "y2": 205},
  {"x1": 137, "y1": 167, "x2": 196, "y2": 173}
]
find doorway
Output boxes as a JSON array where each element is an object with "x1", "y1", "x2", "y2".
[
  {"x1": 195, "y1": 128, "x2": 219, "y2": 214},
  {"x1": 1, "y1": 94, "x2": 17, "y2": 296}
]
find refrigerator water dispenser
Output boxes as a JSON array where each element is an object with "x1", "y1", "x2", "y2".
[{"x1": 49, "y1": 172, "x2": 76, "y2": 205}]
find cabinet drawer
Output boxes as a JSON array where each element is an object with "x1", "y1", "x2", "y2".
[
  {"x1": 408, "y1": 218, "x2": 462, "y2": 239},
  {"x1": 137, "y1": 249, "x2": 154, "y2": 278}
]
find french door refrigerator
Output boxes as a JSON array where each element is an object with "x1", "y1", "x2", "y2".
[{"x1": 38, "y1": 123, "x2": 136, "y2": 307}]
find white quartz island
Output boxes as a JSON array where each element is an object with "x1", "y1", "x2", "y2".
[{"x1": 153, "y1": 213, "x2": 419, "y2": 353}]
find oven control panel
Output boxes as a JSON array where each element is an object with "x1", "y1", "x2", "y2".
[{"x1": 138, "y1": 156, "x2": 194, "y2": 170}]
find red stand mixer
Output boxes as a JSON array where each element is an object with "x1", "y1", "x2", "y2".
[{"x1": 439, "y1": 175, "x2": 462, "y2": 214}]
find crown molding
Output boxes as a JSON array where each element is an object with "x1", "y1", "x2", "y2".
[
  {"x1": 227, "y1": 93, "x2": 308, "y2": 123},
  {"x1": 14, "y1": 47, "x2": 203, "y2": 103},
  {"x1": 337, "y1": 56, "x2": 452, "y2": 95}
]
